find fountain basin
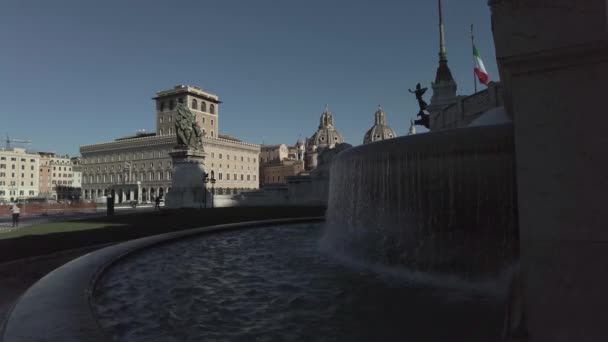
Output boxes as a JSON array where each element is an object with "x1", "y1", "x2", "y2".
[
  {"x1": 92, "y1": 222, "x2": 507, "y2": 341},
  {"x1": 0, "y1": 217, "x2": 323, "y2": 342}
]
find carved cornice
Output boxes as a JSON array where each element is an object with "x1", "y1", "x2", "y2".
[
  {"x1": 489, "y1": 0, "x2": 593, "y2": 12},
  {"x1": 80, "y1": 134, "x2": 260, "y2": 154},
  {"x1": 498, "y1": 40, "x2": 608, "y2": 76}
]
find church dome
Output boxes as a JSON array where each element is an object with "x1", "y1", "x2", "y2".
[
  {"x1": 363, "y1": 106, "x2": 396, "y2": 144},
  {"x1": 308, "y1": 105, "x2": 344, "y2": 150}
]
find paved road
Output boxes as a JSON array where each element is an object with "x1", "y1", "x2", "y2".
[{"x1": 0, "y1": 205, "x2": 160, "y2": 232}]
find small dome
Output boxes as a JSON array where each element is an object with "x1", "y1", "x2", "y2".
[{"x1": 363, "y1": 106, "x2": 396, "y2": 144}]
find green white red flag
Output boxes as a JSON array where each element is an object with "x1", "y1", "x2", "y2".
[{"x1": 473, "y1": 45, "x2": 489, "y2": 85}]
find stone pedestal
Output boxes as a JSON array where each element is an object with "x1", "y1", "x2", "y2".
[
  {"x1": 491, "y1": 1, "x2": 608, "y2": 341},
  {"x1": 165, "y1": 148, "x2": 207, "y2": 209}
]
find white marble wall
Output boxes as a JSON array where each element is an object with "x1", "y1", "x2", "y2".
[{"x1": 491, "y1": 1, "x2": 608, "y2": 340}]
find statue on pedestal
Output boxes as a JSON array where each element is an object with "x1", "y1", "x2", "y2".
[{"x1": 175, "y1": 103, "x2": 204, "y2": 151}]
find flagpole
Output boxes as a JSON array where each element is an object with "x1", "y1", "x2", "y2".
[{"x1": 471, "y1": 24, "x2": 478, "y2": 93}]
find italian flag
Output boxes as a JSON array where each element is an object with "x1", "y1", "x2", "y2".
[{"x1": 473, "y1": 45, "x2": 489, "y2": 85}]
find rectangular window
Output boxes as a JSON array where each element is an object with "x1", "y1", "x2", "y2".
[
  {"x1": 30, "y1": 159, "x2": 35, "y2": 162},
  {"x1": 227, "y1": 174, "x2": 230, "y2": 180},
  {"x1": 20, "y1": 158, "x2": 25, "y2": 162},
  {"x1": 234, "y1": 173, "x2": 237, "y2": 180},
  {"x1": 11, "y1": 158, "x2": 16, "y2": 161},
  {"x1": 219, "y1": 154, "x2": 222, "y2": 159},
  {"x1": 241, "y1": 174, "x2": 244, "y2": 181},
  {"x1": 219, "y1": 173, "x2": 223, "y2": 180}
]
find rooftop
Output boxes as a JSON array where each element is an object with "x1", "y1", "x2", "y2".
[{"x1": 153, "y1": 85, "x2": 221, "y2": 103}]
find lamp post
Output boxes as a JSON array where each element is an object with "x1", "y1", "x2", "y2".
[
  {"x1": 210, "y1": 176, "x2": 216, "y2": 209},
  {"x1": 203, "y1": 172, "x2": 209, "y2": 209}
]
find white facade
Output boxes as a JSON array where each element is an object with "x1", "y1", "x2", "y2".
[{"x1": 0, "y1": 148, "x2": 40, "y2": 202}]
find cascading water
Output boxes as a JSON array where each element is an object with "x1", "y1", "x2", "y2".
[{"x1": 324, "y1": 124, "x2": 518, "y2": 278}]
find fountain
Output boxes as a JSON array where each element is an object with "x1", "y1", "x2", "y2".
[{"x1": 324, "y1": 123, "x2": 518, "y2": 278}]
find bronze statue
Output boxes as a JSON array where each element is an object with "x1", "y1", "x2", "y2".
[
  {"x1": 175, "y1": 103, "x2": 204, "y2": 150},
  {"x1": 409, "y1": 83, "x2": 430, "y2": 129},
  {"x1": 408, "y1": 83, "x2": 428, "y2": 111}
]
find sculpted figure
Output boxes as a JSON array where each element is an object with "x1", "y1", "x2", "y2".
[
  {"x1": 175, "y1": 103, "x2": 203, "y2": 150},
  {"x1": 408, "y1": 83, "x2": 429, "y2": 111},
  {"x1": 409, "y1": 83, "x2": 430, "y2": 129}
]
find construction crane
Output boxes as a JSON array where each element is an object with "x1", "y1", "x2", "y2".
[{"x1": 5, "y1": 134, "x2": 31, "y2": 149}]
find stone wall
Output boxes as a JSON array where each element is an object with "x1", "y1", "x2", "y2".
[
  {"x1": 431, "y1": 82, "x2": 504, "y2": 130},
  {"x1": 490, "y1": 1, "x2": 608, "y2": 340}
]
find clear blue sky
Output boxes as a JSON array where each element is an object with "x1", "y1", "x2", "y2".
[{"x1": 0, "y1": 0, "x2": 498, "y2": 156}]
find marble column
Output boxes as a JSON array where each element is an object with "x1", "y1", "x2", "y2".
[{"x1": 490, "y1": 1, "x2": 608, "y2": 341}]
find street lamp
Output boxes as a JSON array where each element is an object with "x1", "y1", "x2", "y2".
[
  {"x1": 210, "y1": 171, "x2": 216, "y2": 209},
  {"x1": 203, "y1": 172, "x2": 209, "y2": 209}
]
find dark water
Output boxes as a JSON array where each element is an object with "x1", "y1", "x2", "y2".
[{"x1": 93, "y1": 223, "x2": 507, "y2": 341}]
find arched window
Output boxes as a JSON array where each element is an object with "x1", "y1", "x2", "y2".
[
  {"x1": 200, "y1": 102, "x2": 206, "y2": 112},
  {"x1": 210, "y1": 104, "x2": 215, "y2": 114},
  {"x1": 159, "y1": 129, "x2": 163, "y2": 136},
  {"x1": 210, "y1": 170, "x2": 215, "y2": 179},
  {"x1": 191, "y1": 99, "x2": 198, "y2": 110}
]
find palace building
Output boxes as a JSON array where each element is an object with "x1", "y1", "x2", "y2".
[{"x1": 79, "y1": 85, "x2": 260, "y2": 203}]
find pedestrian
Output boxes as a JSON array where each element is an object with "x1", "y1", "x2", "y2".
[
  {"x1": 155, "y1": 196, "x2": 161, "y2": 210},
  {"x1": 10, "y1": 203, "x2": 20, "y2": 227}
]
